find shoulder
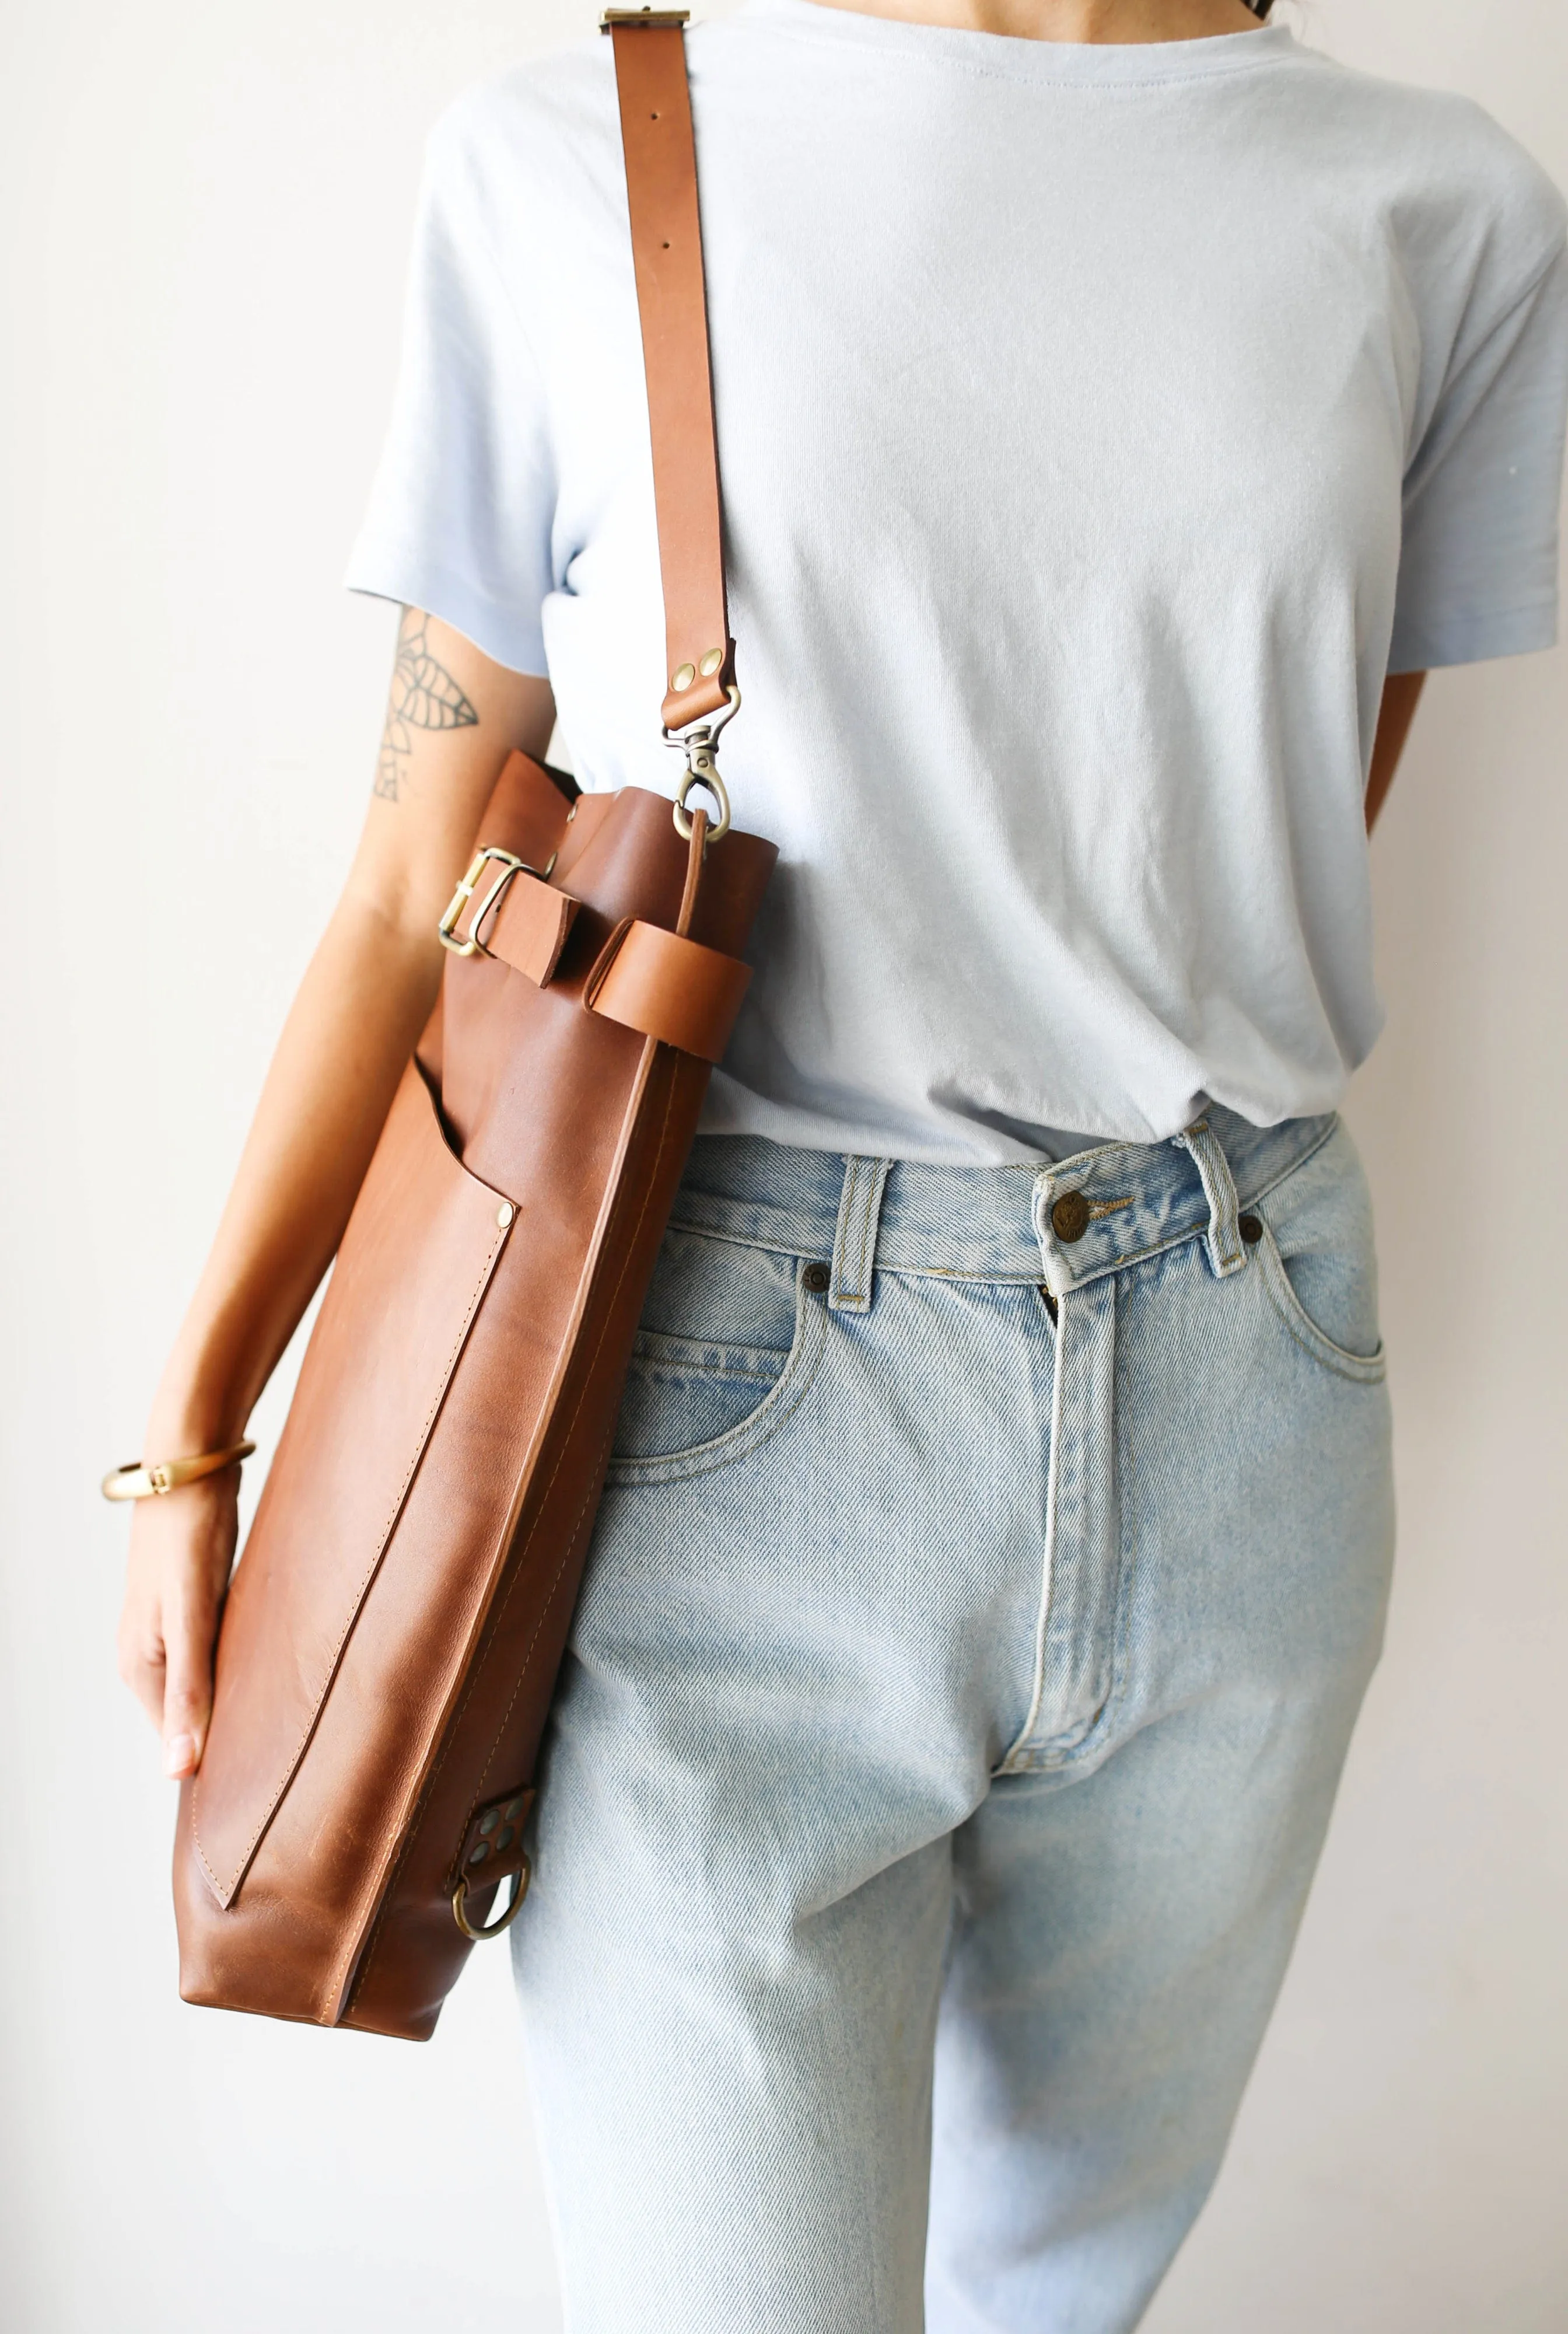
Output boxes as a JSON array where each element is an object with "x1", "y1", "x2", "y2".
[
  {"x1": 1278, "y1": 46, "x2": 1566, "y2": 284},
  {"x1": 422, "y1": 37, "x2": 622, "y2": 217}
]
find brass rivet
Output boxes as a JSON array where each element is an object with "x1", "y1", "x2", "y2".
[
  {"x1": 1238, "y1": 1213, "x2": 1264, "y2": 1246},
  {"x1": 497, "y1": 1203, "x2": 514, "y2": 1229},
  {"x1": 698, "y1": 647, "x2": 724, "y2": 677},
  {"x1": 671, "y1": 662, "x2": 696, "y2": 693},
  {"x1": 1050, "y1": 1192, "x2": 1091, "y2": 1245}
]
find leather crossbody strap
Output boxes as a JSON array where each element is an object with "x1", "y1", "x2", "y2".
[{"x1": 604, "y1": 11, "x2": 734, "y2": 735}]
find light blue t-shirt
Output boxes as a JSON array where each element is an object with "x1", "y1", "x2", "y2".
[{"x1": 348, "y1": 5, "x2": 1568, "y2": 1162}]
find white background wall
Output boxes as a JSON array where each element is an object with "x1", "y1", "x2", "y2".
[{"x1": 2, "y1": 2, "x2": 1563, "y2": 2328}]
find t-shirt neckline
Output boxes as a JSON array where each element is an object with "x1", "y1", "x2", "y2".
[{"x1": 734, "y1": 0, "x2": 1298, "y2": 86}]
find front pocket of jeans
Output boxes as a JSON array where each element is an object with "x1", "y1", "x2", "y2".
[
  {"x1": 1254, "y1": 1221, "x2": 1387, "y2": 1384},
  {"x1": 607, "y1": 1259, "x2": 828, "y2": 1480}
]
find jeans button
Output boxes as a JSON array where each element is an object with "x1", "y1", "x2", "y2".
[
  {"x1": 803, "y1": 1260, "x2": 831, "y2": 1294},
  {"x1": 1050, "y1": 1192, "x2": 1090, "y2": 1243},
  {"x1": 1238, "y1": 1213, "x2": 1264, "y2": 1245}
]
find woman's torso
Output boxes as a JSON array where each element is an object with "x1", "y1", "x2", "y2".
[{"x1": 348, "y1": 1, "x2": 1568, "y2": 1161}]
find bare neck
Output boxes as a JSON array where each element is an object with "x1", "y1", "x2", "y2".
[{"x1": 799, "y1": 0, "x2": 1265, "y2": 42}]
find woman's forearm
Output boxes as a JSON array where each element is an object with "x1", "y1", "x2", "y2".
[
  {"x1": 118, "y1": 613, "x2": 554, "y2": 1776},
  {"x1": 141, "y1": 610, "x2": 556, "y2": 1461},
  {"x1": 143, "y1": 892, "x2": 442, "y2": 1455}
]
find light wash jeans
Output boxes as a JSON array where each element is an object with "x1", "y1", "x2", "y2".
[{"x1": 511, "y1": 1107, "x2": 1395, "y2": 2334}]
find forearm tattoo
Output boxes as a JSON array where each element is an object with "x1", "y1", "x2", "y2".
[{"x1": 374, "y1": 612, "x2": 480, "y2": 802}]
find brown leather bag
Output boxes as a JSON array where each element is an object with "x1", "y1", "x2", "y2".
[{"x1": 174, "y1": 12, "x2": 776, "y2": 2040}]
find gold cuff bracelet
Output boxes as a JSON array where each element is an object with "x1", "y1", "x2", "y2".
[{"x1": 101, "y1": 1441, "x2": 257, "y2": 1503}]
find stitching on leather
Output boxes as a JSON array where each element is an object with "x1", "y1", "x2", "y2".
[
  {"x1": 341, "y1": 1050, "x2": 685, "y2": 2015},
  {"x1": 340, "y1": 1056, "x2": 677, "y2": 2011},
  {"x1": 582, "y1": 918, "x2": 633, "y2": 1014},
  {"x1": 467, "y1": 1063, "x2": 687, "y2": 1793},
  {"x1": 193, "y1": 1206, "x2": 511, "y2": 1903}
]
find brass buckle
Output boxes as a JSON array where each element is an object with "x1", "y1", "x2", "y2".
[
  {"x1": 600, "y1": 9, "x2": 692, "y2": 29},
  {"x1": 437, "y1": 845, "x2": 556, "y2": 958}
]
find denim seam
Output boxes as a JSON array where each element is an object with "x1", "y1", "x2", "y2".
[
  {"x1": 830, "y1": 1156, "x2": 890, "y2": 1313},
  {"x1": 667, "y1": 1217, "x2": 816, "y2": 1261},
  {"x1": 665, "y1": 1116, "x2": 1341, "y2": 1287},
  {"x1": 995, "y1": 1278, "x2": 1070, "y2": 1771},
  {"x1": 1254, "y1": 1223, "x2": 1388, "y2": 1385},
  {"x1": 1234, "y1": 1113, "x2": 1340, "y2": 1217},
  {"x1": 1041, "y1": 1115, "x2": 1343, "y2": 1293},
  {"x1": 854, "y1": 1161, "x2": 885, "y2": 1297},
  {"x1": 1003, "y1": 1279, "x2": 1136, "y2": 1774},
  {"x1": 1037, "y1": 1294, "x2": 1143, "y2": 1777},
  {"x1": 629, "y1": 1327, "x2": 790, "y2": 1381},
  {"x1": 606, "y1": 1273, "x2": 830, "y2": 1484}
]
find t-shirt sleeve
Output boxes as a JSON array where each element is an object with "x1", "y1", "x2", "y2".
[
  {"x1": 345, "y1": 110, "x2": 557, "y2": 676},
  {"x1": 1391, "y1": 223, "x2": 1568, "y2": 675}
]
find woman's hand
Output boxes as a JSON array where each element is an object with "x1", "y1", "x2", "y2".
[
  {"x1": 118, "y1": 1469, "x2": 242, "y2": 1778},
  {"x1": 114, "y1": 610, "x2": 555, "y2": 1774}
]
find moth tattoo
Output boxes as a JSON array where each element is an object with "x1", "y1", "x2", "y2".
[{"x1": 374, "y1": 615, "x2": 479, "y2": 801}]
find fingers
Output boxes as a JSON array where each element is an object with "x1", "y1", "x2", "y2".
[
  {"x1": 159, "y1": 1595, "x2": 216, "y2": 1777},
  {"x1": 116, "y1": 1477, "x2": 239, "y2": 1777},
  {"x1": 116, "y1": 1610, "x2": 169, "y2": 1735}
]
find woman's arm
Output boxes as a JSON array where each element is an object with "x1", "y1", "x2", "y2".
[
  {"x1": 117, "y1": 610, "x2": 555, "y2": 1779},
  {"x1": 1367, "y1": 670, "x2": 1427, "y2": 832}
]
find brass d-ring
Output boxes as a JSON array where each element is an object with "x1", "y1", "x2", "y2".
[{"x1": 452, "y1": 1855, "x2": 531, "y2": 1942}]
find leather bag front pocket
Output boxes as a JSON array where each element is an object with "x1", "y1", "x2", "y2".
[{"x1": 190, "y1": 1060, "x2": 515, "y2": 1910}]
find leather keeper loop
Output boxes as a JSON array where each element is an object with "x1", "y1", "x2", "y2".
[
  {"x1": 481, "y1": 868, "x2": 580, "y2": 987},
  {"x1": 584, "y1": 918, "x2": 752, "y2": 1062}
]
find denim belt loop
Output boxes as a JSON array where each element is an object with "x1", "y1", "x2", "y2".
[
  {"x1": 1172, "y1": 1118, "x2": 1246, "y2": 1278},
  {"x1": 829, "y1": 1156, "x2": 891, "y2": 1313}
]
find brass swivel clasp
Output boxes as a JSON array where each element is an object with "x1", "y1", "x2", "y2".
[{"x1": 663, "y1": 683, "x2": 740, "y2": 843}]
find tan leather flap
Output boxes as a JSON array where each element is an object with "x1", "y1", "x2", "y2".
[
  {"x1": 482, "y1": 868, "x2": 579, "y2": 987},
  {"x1": 189, "y1": 1063, "x2": 514, "y2": 1910},
  {"x1": 584, "y1": 918, "x2": 751, "y2": 1063}
]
